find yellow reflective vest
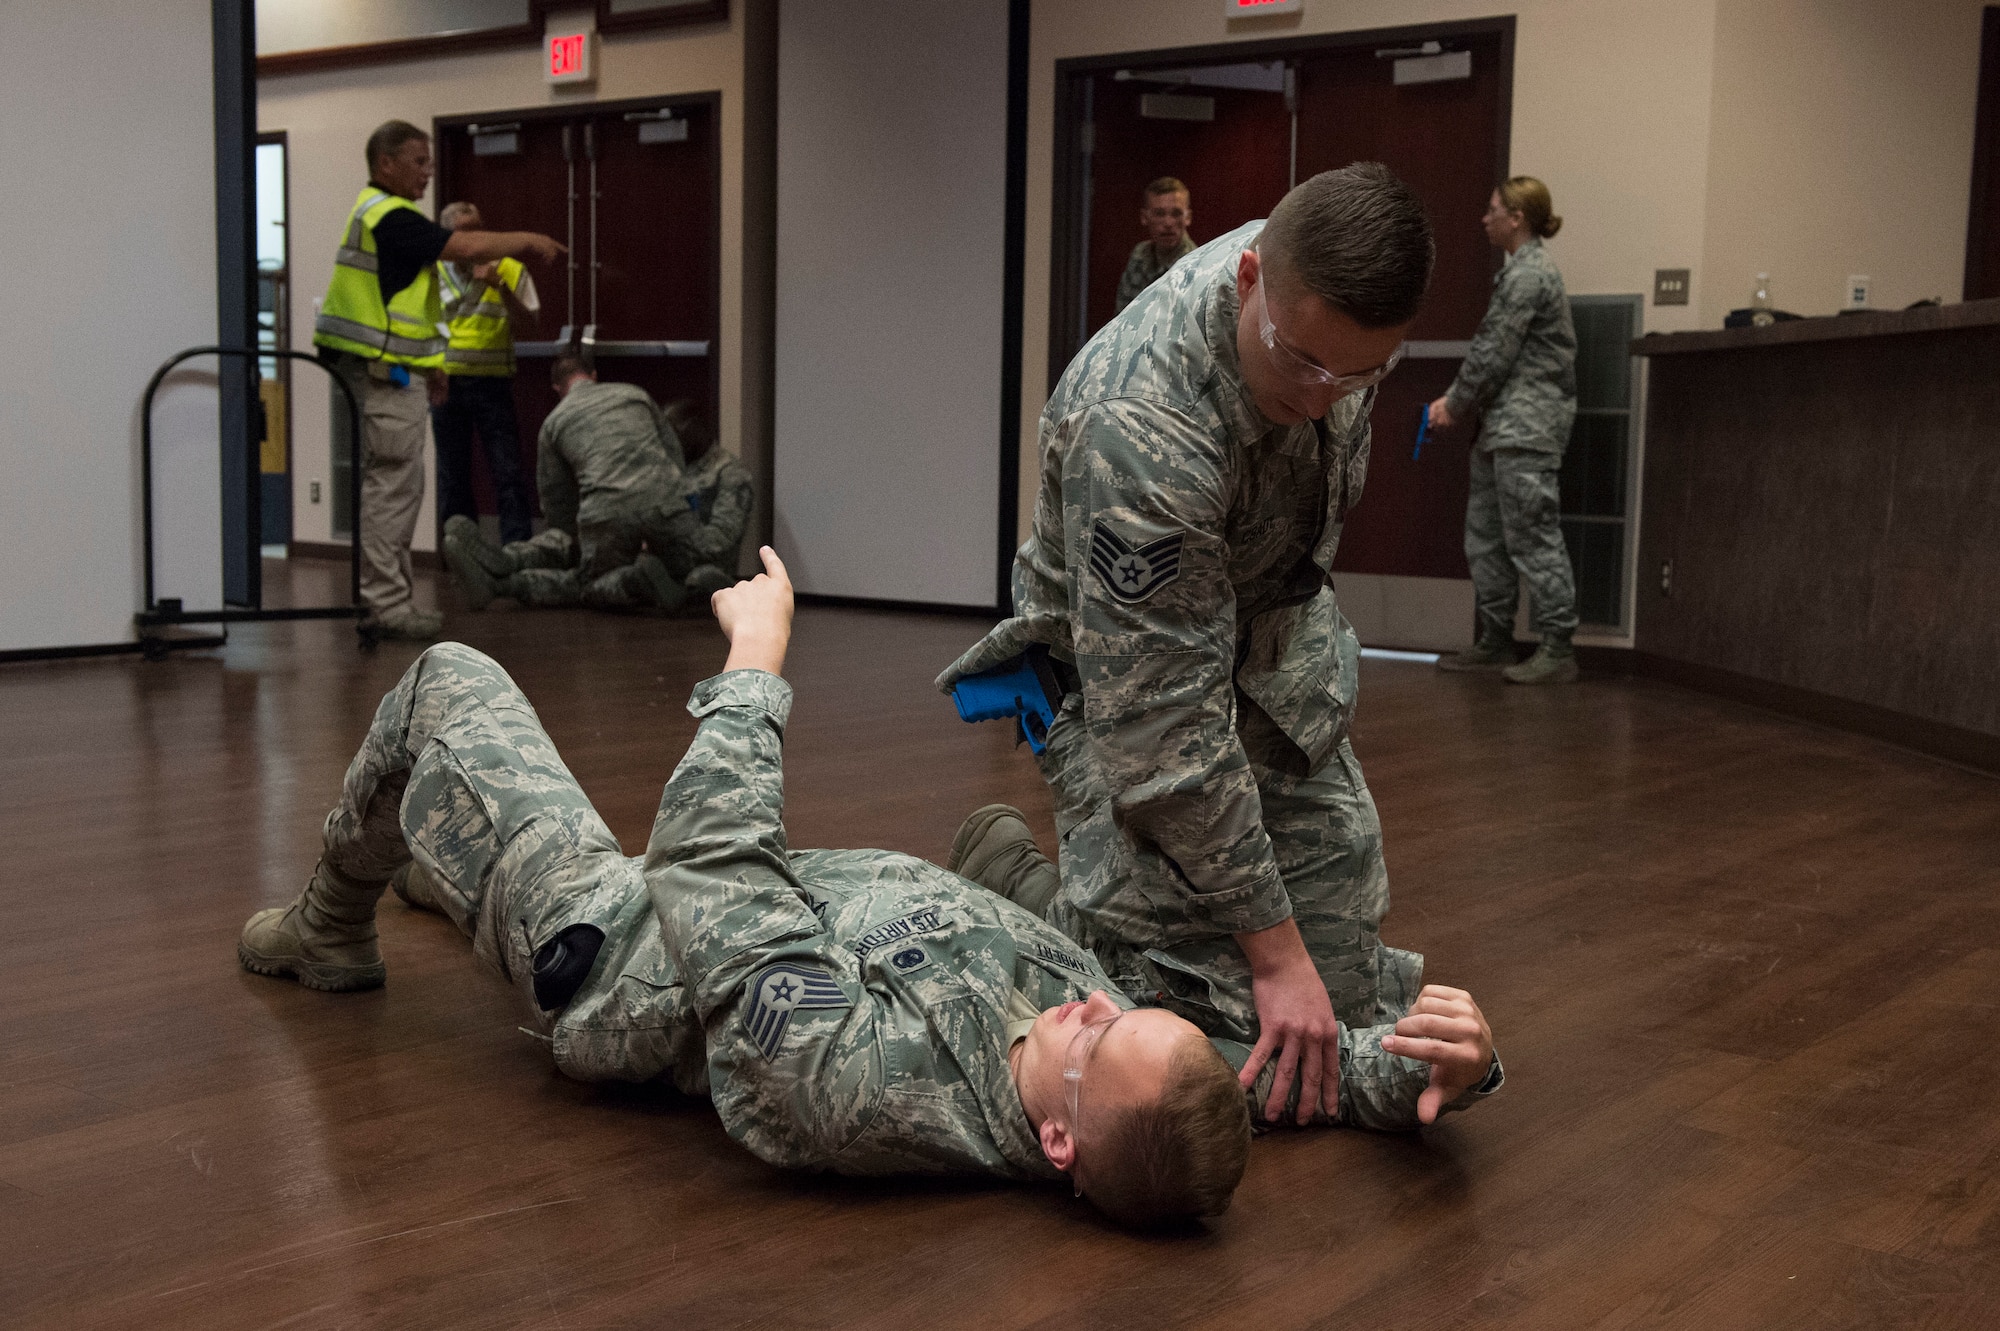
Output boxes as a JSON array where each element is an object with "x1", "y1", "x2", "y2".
[
  {"x1": 312, "y1": 187, "x2": 447, "y2": 368},
  {"x1": 440, "y1": 257, "x2": 525, "y2": 376}
]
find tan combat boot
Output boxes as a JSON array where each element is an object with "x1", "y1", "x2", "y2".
[
  {"x1": 633, "y1": 553, "x2": 690, "y2": 613},
  {"x1": 443, "y1": 523, "x2": 507, "y2": 612},
  {"x1": 1437, "y1": 632, "x2": 1518, "y2": 673},
  {"x1": 238, "y1": 859, "x2": 389, "y2": 991},
  {"x1": 370, "y1": 605, "x2": 444, "y2": 641},
  {"x1": 948, "y1": 804, "x2": 1061, "y2": 916},
  {"x1": 443, "y1": 515, "x2": 520, "y2": 576},
  {"x1": 683, "y1": 564, "x2": 735, "y2": 600},
  {"x1": 1503, "y1": 641, "x2": 1580, "y2": 685}
]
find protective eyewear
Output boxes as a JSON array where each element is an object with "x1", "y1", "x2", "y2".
[
  {"x1": 1252, "y1": 276, "x2": 1405, "y2": 392},
  {"x1": 1062, "y1": 1008, "x2": 1125, "y2": 1195}
]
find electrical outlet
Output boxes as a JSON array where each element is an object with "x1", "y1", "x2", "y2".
[
  {"x1": 309, "y1": 480, "x2": 322, "y2": 504},
  {"x1": 1653, "y1": 269, "x2": 1690, "y2": 306},
  {"x1": 1660, "y1": 559, "x2": 1673, "y2": 597}
]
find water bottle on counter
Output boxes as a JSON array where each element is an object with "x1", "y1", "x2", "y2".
[{"x1": 1750, "y1": 273, "x2": 1775, "y2": 327}]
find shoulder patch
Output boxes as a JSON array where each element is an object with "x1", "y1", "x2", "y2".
[
  {"x1": 744, "y1": 962, "x2": 851, "y2": 1060},
  {"x1": 888, "y1": 946, "x2": 934, "y2": 977},
  {"x1": 1089, "y1": 522, "x2": 1185, "y2": 603}
]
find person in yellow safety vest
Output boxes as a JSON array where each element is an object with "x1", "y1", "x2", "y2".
[
  {"x1": 312, "y1": 119, "x2": 564, "y2": 641},
  {"x1": 431, "y1": 201, "x2": 540, "y2": 550}
]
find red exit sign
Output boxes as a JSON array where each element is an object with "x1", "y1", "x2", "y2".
[
  {"x1": 1225, "y1": 0, "x2": 1303, "y2": 14},
  {"x1": 545, "y1": 29, "x2": 593, "y2": 84}
]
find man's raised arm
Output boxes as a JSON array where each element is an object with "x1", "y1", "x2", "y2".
[{"x1": 642, "y1": 550, "x2": 887, "y2": 1170}]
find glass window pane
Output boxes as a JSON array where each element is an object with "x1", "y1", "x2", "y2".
[
  {"x1": 1561, "y1": 518, "x2": 1625, "y2": 629},
  {"x1": 255, "y1": 142, "x2": 286, "y2": 270},
  {"x1": 1561, "y1": 413, "x2": 1628, "y2": 518},
  {"x1": 1570, "y1": 299, "x2": 1634, "y2": 411},
  {"x1": 257, "y1": 0, "x2": 530, "y2": 56}
]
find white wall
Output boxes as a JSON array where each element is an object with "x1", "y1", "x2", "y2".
[
  {"x1": 0, "y1": 0, "x2": 218, "y2": 652},
  {"x1": 772, "y1": 0, "x2": 1011, "y2": 607},
  {"x1": 259, "y1": 15, "x2": 751, "y2": 550}
]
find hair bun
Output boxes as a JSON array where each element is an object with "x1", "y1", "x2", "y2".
[{"x1": 1542, "y1": 214, "x2": 1563, "y2": 238}]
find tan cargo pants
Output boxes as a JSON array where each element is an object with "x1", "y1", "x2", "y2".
[{"x1": 329, "y1": 354, "x2": 429, "y2": 618}]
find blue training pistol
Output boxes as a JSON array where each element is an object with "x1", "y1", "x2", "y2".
[
  {"x1": 1413, "y1": 404, "x2": 1431, "y2": 460},
  {"x1": 950, "y1": 644, "x2": 1064, "y2": 755}
]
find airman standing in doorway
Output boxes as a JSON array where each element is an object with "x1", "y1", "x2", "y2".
[
  {"x1": 312, "y1": 120, "x2": 563, "y2": 640},
  {"x1": 432, "y1": 201, "x2": 539, "y2": 551},
  {"x1": 1113, "y1": 177, "x2": 1197, "y2": 316}
]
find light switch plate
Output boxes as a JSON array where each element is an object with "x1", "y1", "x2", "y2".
[
  {"x1": 1845, "y1": 274, "x2": 1871, "y2": 309},
  {"x1": 1653, "y1": 269, "x2": 1690, "y2": 306}
]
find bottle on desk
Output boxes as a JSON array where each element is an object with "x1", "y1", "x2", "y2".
[{"x1": 1750, "y1": 273, "x2": 1775, "y2": 327}]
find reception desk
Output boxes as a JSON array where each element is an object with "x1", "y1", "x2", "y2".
[{"x1": 1631, "y1": 301, "x2": 2000, "y2": 771}]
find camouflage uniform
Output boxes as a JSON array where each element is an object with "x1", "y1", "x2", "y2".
[
  {"x1": 315, "y1": 645, "x2": 1463, "y2": 1178},
  {"x1": 1443, "y1": 238, "x2": 1579, "y2": 641},
  {"x1": 940, "y1": 220, "x2": 1397, "y2": 1047},
  {"x1": 506, "y1": 381, "x2": 700, "y2": 611},
  {"x1": 673, "y1": 445, "x2": 756, "y2": 578},
  {"x1": 1113, "y1": 233, "x2": 1197, "y2": 316}
]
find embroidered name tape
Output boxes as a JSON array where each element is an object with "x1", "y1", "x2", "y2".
[
  {"x1": 852, "y1": 906, "x2": 945, "y2": 960},
  {"x1": 1089, "y1": 522, "x2": 1185, "y2": 603},
  {"x1": 744, "y1": 962, "x2": 851, "y2": 1059},
  {"x1": 1030, "y1": 941, "x2": 1091, "y2": 975}
]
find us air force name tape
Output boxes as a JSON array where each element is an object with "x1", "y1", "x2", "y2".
[
  {"x1": 745, "y1": 962, "x2": 851, "y2": 1059},
  {"x1": 1089, "y1": 521, "x2": 1185, "y2": 603},
  {"x1": 852, "y1": 905, "x2": 945, "y2": 960}
]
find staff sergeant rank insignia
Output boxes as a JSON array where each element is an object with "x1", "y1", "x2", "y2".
[
  {"x1": 1089, "y1": 522, "x2": 1185, "y2": 603},
  {"x1": 744, "y1": 962, "x2": 851, "y2": 1059}
]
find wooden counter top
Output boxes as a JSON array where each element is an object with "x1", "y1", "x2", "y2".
[{"x1": 1631, "y1": 296, "x2": 2000, "y2": 355}]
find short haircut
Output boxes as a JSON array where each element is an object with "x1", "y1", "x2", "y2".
[
  {"x1": 1258, "y1": 161, "x2": 1435, "y2": 329},
  {"x1": 1497, "y1": 175, "x2": 1563, "y2": 239},
  {"x1": 1083, "y1": 1034, "x2": 1251, "y2": 1229},
  {"x1": 550, "y1": 352, "x2": 594, "y2": 389},
  {"x1": 1145, "y1": 176, "x2": 1190, "y2": 201},
  {"x1": 438, "y1": 201, "x2": 479, "y2": 229},
  {"x1": 365, "y1": 120, "x2": 429, "y2": 174}
]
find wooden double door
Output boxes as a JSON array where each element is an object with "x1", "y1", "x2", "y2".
[
  {"x1": 1057, "y1": 23, "x2": 1512, "y2": 585},
  {"x1": 433, "y1": 94, "x2": 720, "y2": 518}
]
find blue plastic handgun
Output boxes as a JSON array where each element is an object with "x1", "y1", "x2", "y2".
[
  {"x1": 950, "y1": 645, "x2": 1064, "y2": 754},
  {"x1": 1413, "y1": 405, "x2": 1431, "y2": 460}
]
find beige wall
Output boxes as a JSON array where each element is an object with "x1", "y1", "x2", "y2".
[
  {"x1": 259, "y1": 15, "x2": 752, "y2": 548},
  {"x1": 1701, "y1": 0, "x2": 1986, "y2": 323}
]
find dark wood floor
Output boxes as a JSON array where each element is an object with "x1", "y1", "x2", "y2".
[{"x1": 3, "y1": 560, "x2": 1997, "y2": 1329}]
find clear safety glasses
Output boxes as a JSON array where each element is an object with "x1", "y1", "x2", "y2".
[
  {"x1": 1252, "y1": 276, "x2": 1405, "y2": 393},
  {"x1": 1062, "y1": 1008, "x2": 1125, "y2": 1196}
]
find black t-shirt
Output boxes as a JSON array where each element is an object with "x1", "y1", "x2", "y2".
[{"x1": 371, "y1": 206, "x2": 452, "y2": 305}]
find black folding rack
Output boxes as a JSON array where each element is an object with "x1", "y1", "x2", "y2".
[{"x1": 136, "y1": 346, "x2": 374, "y2": 657}]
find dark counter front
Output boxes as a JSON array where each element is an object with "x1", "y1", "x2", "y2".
[{"x1": 1632, "y1": 300, "x2": 2000, "y2": 770}]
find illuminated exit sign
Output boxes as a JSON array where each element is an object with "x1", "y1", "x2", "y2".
[
  {"x1": 1226, "y1": 0, "x2": 1303, "y2": 15},
  {"x1": 545, "y1": 27, "x2": 595, "y2": 84}
]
